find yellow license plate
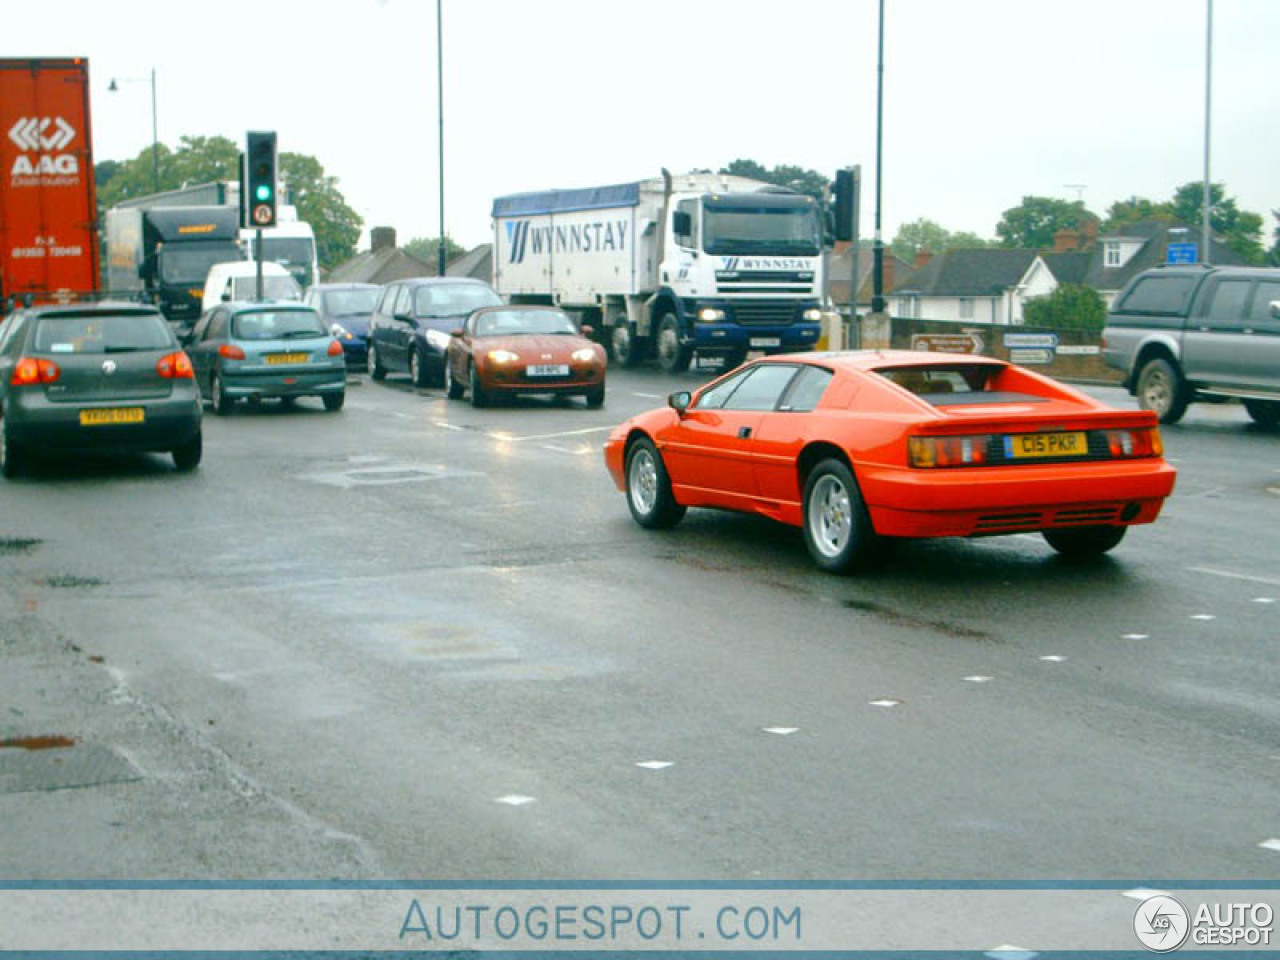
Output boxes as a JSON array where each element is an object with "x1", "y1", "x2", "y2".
[
  {"x1": 1005, "y1": 431, "x2": 1088, "y2": 458},
  {"x1": 265, "y1": 353, "x2": 308, "y2": 365},
  {"x1": 80, "y1": 407, "x2": 145, "y2": 426}
]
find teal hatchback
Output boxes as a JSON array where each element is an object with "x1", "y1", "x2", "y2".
[{"x1": 184, "y1": 302, "x2": 346, "y2": 414}]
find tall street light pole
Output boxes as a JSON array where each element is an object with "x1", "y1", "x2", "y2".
[
  {"x1": 436, "y1": 0, "x2": 447, "y2": 277},
  {"x1": 1201, "y1": 0, "x2": 1213, "y2": 265},
  {"x1": 871, "y1": 0, "x2": 886, "y2": 314},
  {"x1": 108, "y1": 69, "x2": 159, "y2": 193}
]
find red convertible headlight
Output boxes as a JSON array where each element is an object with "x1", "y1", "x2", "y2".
[
  {"x1": 572, "y1": 348, "x2": 597, "y2": 363},
  {"x1": 1103, "y1": 427, "x2": 1162, "y2": 458},
  {"x1": 909, "y1": 435, "x2": 990, "y2": 468}
]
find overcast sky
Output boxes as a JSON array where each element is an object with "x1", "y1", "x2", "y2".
[{"x1": 8, "y1": 0, "x2": 1277, "y2": 254}]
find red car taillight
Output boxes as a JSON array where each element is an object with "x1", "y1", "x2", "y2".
[
  {"x1": 327, "y1": 339, "x2": 343, "y2": 357},
  {"x1": 156, "y1": 351, "x2": 194, "y2": 379},
  {"x1": 10, "y1": 357, "x2": 60, "y2": 386},
  {"x1": 1104, "y1": 427, "x2": 1162, "y2": 458},
  {"x1": 909, "y1": 435, "x2": 990, "y2": 468},
  {"x1": 219, "y1": 344, "x2": 246, "y2": 360}
]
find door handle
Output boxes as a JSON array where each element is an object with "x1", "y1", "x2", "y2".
[{"x1": 737, "y1": 426, "x2": 752, "y2": 439}]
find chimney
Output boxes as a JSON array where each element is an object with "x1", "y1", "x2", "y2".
[
  {"x1": 914, "y1": 249, "x2": 933, "y2": 270},
  {"x1": 370, "y1": 227, "x2": 397, "y2": 253},
  {"x1": 1053, "y1": 228, "x2": 1080, "y2": 252}
]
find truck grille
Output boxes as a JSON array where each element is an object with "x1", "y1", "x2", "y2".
[
  {"x1": 728, "y1": 300, "x2": 799, "y2": 327},
  {"x1": 716, "y1": 271, "x2": 813, "y2": 293}
]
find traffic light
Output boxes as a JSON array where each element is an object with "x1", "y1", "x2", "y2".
[
  {"x1": 832, "y1": 166, "x2": 859, "y2": 243},
  {"x1": 245, "y1": 131, "x2": 277, "y2": 228}
]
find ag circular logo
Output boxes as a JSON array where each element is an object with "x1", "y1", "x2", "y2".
[{"x1": 1134, "y1": 895, "x2": 1190, "y2": 952}]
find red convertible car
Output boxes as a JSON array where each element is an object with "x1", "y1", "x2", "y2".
[
  {"x1": 603, "y1": 351, "x2": 1177, "y2": 573},
  {"x1": 444, "y1": 305, "x2": 606, "y2": 408}
]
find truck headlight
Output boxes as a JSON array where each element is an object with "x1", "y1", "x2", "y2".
[
  {"x1": 698, "y1": 307, "x2": 726, "y2": 322},
  {"x1": 803, "y1": 308, "x2": 823, "y2": 322},
  {"x1": 425, "y1": 329, "x2": 451, "y2": 351}
]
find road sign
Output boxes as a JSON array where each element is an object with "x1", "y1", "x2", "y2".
[
  {"x1": 1003, "y1": 332, "x2": 1058, "y2": 348},
  {"x1": 251, "y1": 203, "x2": 274, "y2": 226},
  {"x1": 911, "y1": 332, "x2": 984, "y2": 354},
  {"x1": 1009, "y1": 348, "x2": 1054, "y2": 365},
  {"x1": 1167, "y1": 242, "x2": 1198, "y2": 264}
]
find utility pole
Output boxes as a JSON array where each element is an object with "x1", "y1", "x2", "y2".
[
  {"x1": 1202, "y1": 0, "x2": 1213, "y2": 265},
  {"x1": 871, "y1": 0, "x2": 886, "y2": 314}
]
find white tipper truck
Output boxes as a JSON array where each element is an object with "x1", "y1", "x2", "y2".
[{"x1": 491, "y1": 170, "x2": 824, "y2": 372}]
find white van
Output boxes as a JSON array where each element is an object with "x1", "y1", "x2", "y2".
[{"x1": 201, "y1": 261, "x2": 303, "y2": 312}]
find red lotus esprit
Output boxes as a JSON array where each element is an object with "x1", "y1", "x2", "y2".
[{"x1": 603, "y1": 350, "x2": 1177, "y2": 573}]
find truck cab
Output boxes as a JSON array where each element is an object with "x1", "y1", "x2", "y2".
[{"x1": 239, "y1": 206, "x2": 320, "y2": 292}]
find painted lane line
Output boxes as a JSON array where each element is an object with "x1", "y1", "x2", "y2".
[
  {"x1": 1259, "y1": 838, "x2": 1280, "y2": 853},
  {"x1": 540, "y1": 444, "x2": 594, "y2": 456},
  {"x1": 964, "y1": 676, "x2": 993, "y2": 683},
  {"x1": 1122, "y1": 633, "x2": 1150, "y2": 640},
  {"x1": 1190, "y1": 614, "x2": 1217, "y2": 621},
  {"x1": 762, "y1": 727, "x2": 799, "y2": 736},
  {"x1": 506, "y1": 426, "x2": 615, "y2": 443},
  {"x1": 1254, "y1": 597, "x2": 1276, "y2": 604},
  {"x1": 434, "y1": 421, "x2": 466, "y2": 432},
  {"x1": 494, "y1": 795, "x2": 536, "y2": 806},
  {"x1": 1188, "y1": 566, "x2": 1280, "y2": 587},
  {"x1": 1123, "y1": 887, "x2": 1170, "y2": 901},
  {"x1": 1039, "y1": 655, "x2": 1067, "y2": 663},
  {"x1": 632, "y1": 392, "x2": 662, "y2": 399},
  {"x1": 635, "y1": 761, "x2": 674, "y2": 770},
  {"x1": 985, "y1": 947, "x2": 1038, "y2": 960},
  {"x1": 869, "y1": 699, "x2": 903, "y2": 708}
]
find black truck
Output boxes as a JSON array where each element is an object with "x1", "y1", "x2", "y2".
[{"x1": 105, "y1": 205, "x2": 244, "y2": 327}]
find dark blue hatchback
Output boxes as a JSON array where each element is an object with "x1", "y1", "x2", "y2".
[{"x1": 365, "y1": 278, "x2": 502, "y2": 388}]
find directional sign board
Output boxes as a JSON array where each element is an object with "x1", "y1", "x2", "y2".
[
  {"x1": 1167, "y1": 242, "x2": 1198, "y2": 264},
  {"x1": 1003, "y1": 332, "x2": 1059, "y2": 349},
  {"x1": 911, "y1": 332, "x2": 984, "y2": 354},
  {"x1": 1009, "y1": 348, "x2": 1054, "y2": 365}
]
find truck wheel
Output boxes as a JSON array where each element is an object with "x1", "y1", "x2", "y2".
[
  {"x1": 611, "y1": 324, "x2": 643, "y2": 368},
  {"x1": 1244, "y1": 399, "x2": 1280, "y2": 429},
  {"x1": 1135, "y1": 356, "x2": 1189, "y2": 424},
  {"x1": 655, "y1": 313, "x2": 691, "y2": 374}
]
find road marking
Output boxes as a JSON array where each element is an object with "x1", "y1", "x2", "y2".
[
  {"x1": 1122, "y1": 633, "x2": 1150, "y2": 640},
  {"x1": 540, "y1": 444, "x2": 594, "y2": 456},
  {"x1": 1189, "y1": 566, "x2": 1280, "y2": 587},
  {"x1": 1190, "y1": 614, "x2": 1217, "y2": 621},
  {"x1": 985, "y1": 947, "x2": 1038, "y2": 960},
  {"x1": 869, "y1": 699, "x2": 902, "y2": 708},
  {"x1": 1259, "y1": 838, "x2": 1280, "y2": 853},
  {"x1": 508, "y1": 426, "x2": 614, "y2": 442},
  {"x1": 963, "y1": 676, "x2": 992, "y2": 683},
  {"x1": 1039, "y1": 655, "x2": 1067, "y2": 663},
  {"x1": 633, "y1": 392, "x2": 662, "y2": 399},
  {"x1": 635, "y1": 761, "x2": 674, "y2": 770},
  {"x1": 494, "y1": 795, "x2": 536, "y2": 806},
  {"x1": 433, "y1": 421, "x2": 465, "y2": 432},
  {"x1": 1254, "y1": 597, "x2": 1276, "y2": 604},
  {"x1": 762, "y1": 727, "x2": 799, "y2": 736}
]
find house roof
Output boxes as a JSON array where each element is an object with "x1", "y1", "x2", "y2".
[
  {"x1": 1084, "y1": 220, "x2": 1249, "y2": 291},
  {"x1": 892, "y1": 248, "x2": 1039, "y2": 296},
  {"x1": 447, "y1": 244, "x2": 493, "y2": 282},
  {"x1": 326, "y1": 247, "x2": 435, "y2": 285},
  {"x1": 827, "y1": 244, "x2": 915, "y2": 305},
  {"x1": 1042, "y1": 251, "x2": 1091, "y2": 285}
]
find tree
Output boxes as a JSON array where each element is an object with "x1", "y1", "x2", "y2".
[
  {"x1": 890, "y1": 218, "x2": 991, "y2": 260},
  {"x1": 1270, "y1": 209, "x2": 1280, "y2": 267},
  {"x1": 402, "y1": 234, "x2": 467, "y2": 267},
  {"x1": 718, "y1": 158, "x2": 827, "y2": 201},
  {"x1": 996, "y1": 196, "x2": 1098, "y2": 249},
  {"x1": 1104, "y1": 195, "x2": 1174, "y2": 229},
  {"x1": 1170, "y1": 181, "x2": 1265, "y2": 264},
  {"x1": 93, "y1": 135, "x2": 362, "y2": 272},
  {"x1": 1023, "y1": 283, "x2": 1106, "y2": 332}
]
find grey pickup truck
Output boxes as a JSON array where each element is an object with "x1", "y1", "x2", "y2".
[{"x1": 1102, "y1": 265, "x2": 1280, "y2": 426}]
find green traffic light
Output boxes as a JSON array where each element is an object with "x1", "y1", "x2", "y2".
[{"x1": 255, "y1": 184, "x2": 272, "y2": 202}]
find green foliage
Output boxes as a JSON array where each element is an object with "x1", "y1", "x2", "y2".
[
  {"x1": 92, "y1": 136, "x2": 363, "y2": 273},
  {"x1": 402, "y1": 235, "x2": 467, "y2": 267},
  {"x1": 1170, "y1": 181, "x2": 1265, "y2": 264},
  {"x1": 996, "y1": 196, "x2": 1098, "y2": 249},
  {"x1": 1270, "y1": 210, "x2": 1280, "y2": 267},
  {"x1": 1023, "y1": 283, "x2": 1106, "y2": 332},
  {"x1": 718, "y1": 158, "x2": 828, "y2": 201},
  {"x1": 1104, "y1": 195, "x2": 1174, "y2": 228},
  {"x1": 890, "y1": 218, "x2": 991, "y2": 260}
]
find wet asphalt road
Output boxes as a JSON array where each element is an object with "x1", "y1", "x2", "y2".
[{"x1": 1, "y1": 363, "x2": 1278, "y2": 881}]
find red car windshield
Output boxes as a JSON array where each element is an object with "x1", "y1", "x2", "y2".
[{"x1": 475, "y1": 310, "x2": 576, "y2": 336}]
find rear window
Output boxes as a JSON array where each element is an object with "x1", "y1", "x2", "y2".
[
  {"x1": 876, "y1": 364, "x2": 1041, "y2": 405},
  {"x1": 33, "y1": 312, "x2": 172, "y2": 354},
  {"x1": 231, "y1": 310, "x2": 326, "y2": 341},
  {"x1": 1118, "y1": 275, "x2": 1199, "y2": 315}
]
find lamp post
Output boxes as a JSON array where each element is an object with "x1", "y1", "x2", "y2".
[
  {"x1": 1201, "y1": 0, "x2": 1213, "y2": 265},
  {"x1": 871, "y1": 0, "x2": 886, "y2": 315},
  {"x1": 436, "y1": 0, "x2": 447, "y2": 277},
  {"x1": 108, "y1": 68, "x2": 159, "y2": 193}
]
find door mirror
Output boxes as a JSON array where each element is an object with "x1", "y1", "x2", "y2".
[{"x1": 668, "y1": 391, "x2": 691, "y2": 416}]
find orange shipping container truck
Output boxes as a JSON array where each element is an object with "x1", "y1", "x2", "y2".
[{"x1": 0, "y1": 57, "x2": 100, "y2": 308}]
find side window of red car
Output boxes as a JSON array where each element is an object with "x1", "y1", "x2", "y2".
[
  {"x1": 779, "y1": 366, "x2": 834, "y2": 412},
  {"x1": 720, "y1": 365, "x2": 800, "y2": 411},
  {"x1": 694, "y1": 367, "x2": 754, "y2": 410}
]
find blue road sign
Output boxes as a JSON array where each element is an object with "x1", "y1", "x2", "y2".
[{"x1": 1167, "y1": 242, "x2": 1198, "y2": 264}]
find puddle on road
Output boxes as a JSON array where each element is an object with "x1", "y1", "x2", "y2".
[{"x1": 843, "y1": 598, "x2": 995, "y2": 641}]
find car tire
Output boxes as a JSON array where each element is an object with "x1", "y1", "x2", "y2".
[
  {"x1": 655, "y1": 313, "x2": 692, "y2": 374},
  {"x1": 171, "y1": 430, "x2": 202, "y2": 472},
  {"x1": 611, "y1": 324, "x2": 643, "y2": 368},
  {"x1": 1243, "y1": 398, "x2": 1280, "y2": 429},
  {"x1": 445, "y1": 358, "x2": 465, "y2": 399},
  {"x1": 802, "y1": 458, "x2": 885, "y2": 574},
  {"x1": 211, "y1": 370, "x2": 234, "y2": 416},
  {"x1": 409, "y1": 347, "x2": 431, "y2": 388},
  {"x1": 585, "y1": 386, "x2": 605, "y2": 409},
  {"x1": 367, "y1": 342, "x2": 387, "y2": 382},
  {"x1": 625, "y1": 436, "x2": 685, "y2": 529},
  {"x1": 469, "y1": 362, "x2": 489, "y2": 408},
  {"x1": 323, "y1": 392, "x2": 345, "y2": 412},
  {"x1": 1042, "y1": 525, "x2": 1127, "y2": 558},
  {"x1": 1, "y1": 423, "x2": 25, "y2": 480},
  {"x1": 1135, "y1": 356, "x2": 1189, "y2": 424}
]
